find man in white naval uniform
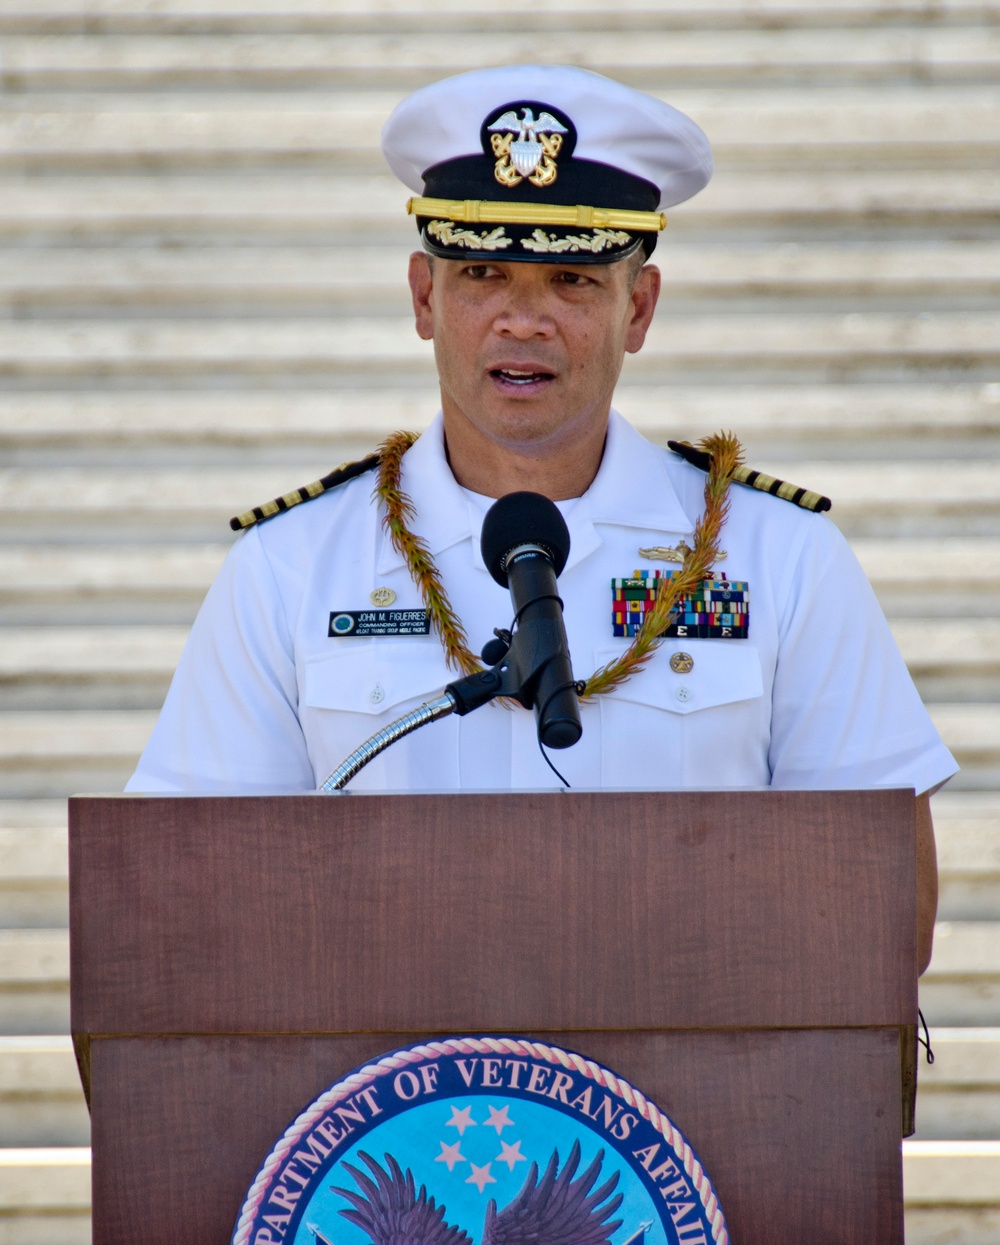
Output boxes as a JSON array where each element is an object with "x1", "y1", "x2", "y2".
[{"x1": 126, "y1": 65, "x2": 956, "y2": 972}]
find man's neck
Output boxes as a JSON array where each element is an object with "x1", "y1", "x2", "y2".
[{"x1": 441, "y1": 413, "x2": 609, "y2": 501}]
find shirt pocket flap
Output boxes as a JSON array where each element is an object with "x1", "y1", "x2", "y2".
[
  {"x1": 593, "y1": 643, "x2": 763, "y2": 715},
  {"x1": 303, "y1": 643, "x2": 450, "y2": 716}
]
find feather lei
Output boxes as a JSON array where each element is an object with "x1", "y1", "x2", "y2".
[
  {"x1": 374, "y1": 428, "x2": 742, "y2": 696},
  {"x1": 582, "y1": 429, "x2": 742, "y2": 698}
]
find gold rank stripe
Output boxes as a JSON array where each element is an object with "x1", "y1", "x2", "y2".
[
  {"x1": 667, "y1": 440, "x2": 832, "y2": 512},
  {"x1": 229, "y1": 452, "x2": 381, "y2": 531},
  {"x1": 407, "y1": 197, "x2": 667, "y2": 233}
]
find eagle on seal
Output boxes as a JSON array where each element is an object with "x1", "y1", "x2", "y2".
[{"x1": 331, "y1": 1139, "x2": 623, "y2": 1245}]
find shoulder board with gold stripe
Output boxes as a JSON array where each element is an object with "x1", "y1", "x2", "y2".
[
  {"x1": 667, "y1": 441, "x2": 831, "y2": 513},
  {"x1": 229, "y1": 451, "x2": 381, "y2": 532}
]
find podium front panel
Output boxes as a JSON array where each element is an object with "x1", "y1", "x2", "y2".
[
  {"x1": 70, "y1": 790, "x2": 917, "y2": 1036},
  {"x1": 72, "y1": 791, "x2": 916, "y2": 1244}
]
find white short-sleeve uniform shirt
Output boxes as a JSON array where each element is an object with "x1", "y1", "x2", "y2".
[{"x1": 126, "y1": 412, "x2": 958, "y2": 796}]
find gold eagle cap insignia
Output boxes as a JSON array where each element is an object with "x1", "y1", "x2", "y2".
[{"x1": 487, "y1": 107, "x2": 569, "y2": 188}]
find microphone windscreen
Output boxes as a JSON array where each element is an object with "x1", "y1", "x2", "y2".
[{"x1": 481, "y1": 492, "x2": 571, "y2": 586}]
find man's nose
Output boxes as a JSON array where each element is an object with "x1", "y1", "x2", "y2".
[{"x1": 493, "y1": 293, "x2": 556, "y2": 339}]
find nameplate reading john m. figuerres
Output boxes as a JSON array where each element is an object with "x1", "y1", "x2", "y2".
[
  {"x1": 231, "y1": 1038, "x2": 730, "y2": 1245},
  {"x1": 329, "y1": 609, "x2": 431, "y2": 637}
]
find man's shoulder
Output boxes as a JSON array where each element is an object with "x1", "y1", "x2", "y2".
[
  {"x1": 663, "y1": 436, "x2": 832, "y2": 516},
  {"x1": 229, "y1": 450, "x2": 382, "y2": 533},
  {"x1": 223, "y1": 457, "x2": 384, "y2": 592},
  {"x1": 643, "y1": 427, "x2": 846, "y2": 578}
]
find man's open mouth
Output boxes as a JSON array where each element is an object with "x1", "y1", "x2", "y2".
[{"x1": 490, "y1": 368, "x2": 555, "y2": 386}]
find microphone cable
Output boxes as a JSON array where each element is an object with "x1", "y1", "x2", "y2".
[{"x1": 538, "y1": 735, "x2": 571, "y2": 788}]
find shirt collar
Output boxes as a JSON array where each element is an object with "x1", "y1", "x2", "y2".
[
  {"x1": 376, "y1": 409, "x2": 696, "y2": 575},
  {"x1": 376, "y1": 413, "x2": 473, "y2": 575},
  {"x1": 557, "y1": 409, "x2": 697, "y2": 572},
  {"x1": 575, "y1": 407, "x2": 695, "y2": 528}
]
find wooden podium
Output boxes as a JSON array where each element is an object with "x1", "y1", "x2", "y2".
[{"x1": 69, "y1": 789, "x2": 918, "y2": 1244}]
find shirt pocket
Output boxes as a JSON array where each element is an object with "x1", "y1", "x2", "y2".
[
  {"x1": 593, "y1": 642, "x2": 763, "y2": 715},
  {"x1": 300, "y1": 642, "x2": 460, "y2": 791},
  {"x1": 303, "y1": 642, "x2": 451, "y2": 715},
  {"x1": 594, "y1": 642, "x2": 767, "y2": 788}
]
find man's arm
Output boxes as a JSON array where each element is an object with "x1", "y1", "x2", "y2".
[{"x1": 916, "y1": 792, "x2": 939, "y2": 976}]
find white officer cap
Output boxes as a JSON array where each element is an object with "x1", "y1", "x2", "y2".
[{"x1": 382, "y1": 64, "x2": 713, "y2": 265}]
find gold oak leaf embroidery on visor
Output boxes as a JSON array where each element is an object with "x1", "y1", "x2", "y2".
[
  {"x1": 520, "y1": 228, "x2": 633, "y2": 254},
  {"x1": 426, "y1": 221, "x2": 513, "y2": 250}
]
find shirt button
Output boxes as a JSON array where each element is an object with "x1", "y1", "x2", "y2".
[
  {"x1": 369, "y1": 684, "x2": 385, "y2": 705},
  {"x1": 675, "y1": 685, "x2": 693, "y2": 703},
  {"x1": 669, "y1": 651, "x2": 694, "y2": 674}
]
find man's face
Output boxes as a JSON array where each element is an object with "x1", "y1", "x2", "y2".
[{"x1": 408, "y1": 253, "x2": 660, "y2": 460}]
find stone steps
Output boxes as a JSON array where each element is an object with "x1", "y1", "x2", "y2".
[
  {"x1": 1, "y1": 27, "x2": 997, "y2": 90},
  {"x1": 906, "y1": 1209, "x2": 1000, "y2": 1245},
  {"x1": 1, "y1": 88, "x2": 997, "y2": 174},
  {"x1": 0, "y1": 626, "x2": 188, "y2": 711},
  {"x1": 0, "y1": 546, "x2": 229, "y2": 626},
  {"x1": 937, "y1": 798, "x2": 1000, "y2": 922},
  {"x1": 0, "y1": 1148, "x2": 91, "y2": 1230},
  {"x1": 904, "y1": 1142, "x2": 1000, "y2": 1202},
  {"x1": 2, "y1": 462, "x2": 995, "y2": 544},
  {"x1": 1, "y1": 171, "x2": 997, "y2": 242},
  {"x1": 915, "y1": 1029, "x2": 1000, "y2": 1141},
  {"x1": 4, "y1": 241, "x2": 998, "y2": 310},
  {"x1": 3, "y1": 387, "x2": 997, "y2": 460},
  {"x1": 2, "y1": 0, "x2": 994, "y2": 30},
  {"x1": 0, "y1": 1038, "x2": 89, "y2": 1148},
  {"x1": 925, "y1": 708, "x2": 1000, "y2": 791},
  {"x1": 0, "y1": 712, "x2": 157, "y2": 800},
  {"x1": 0, "y1": 928, "x2": 70, "y2": 1034},
  {"x1": 0, "y1": 313, "x2": 995, "y2": 383},
  {"x1": 921, "y1": 923, "x2": 1000, "y2": 1026},
  {"x1": 0, "y1": 809, "x2": 68, "y2": 929}
]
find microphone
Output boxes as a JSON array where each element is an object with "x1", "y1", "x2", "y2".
[{"x1": 480, "y1": 492, "x2": 582, "y2": 750}]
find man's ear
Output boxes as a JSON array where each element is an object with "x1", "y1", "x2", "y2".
[
  {"x1": 408, "y1": 252, "x2": 435, "y2": 341},
  {"x1": 624, "y1": 264, "x2": 661, "y2": 355}
]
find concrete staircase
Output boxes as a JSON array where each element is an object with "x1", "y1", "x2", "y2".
[{"x1": 1, "y1": 1, "x2": 999, "y2": 1239}]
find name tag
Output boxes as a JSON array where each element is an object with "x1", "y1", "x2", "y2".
[{"x1": 329, "y1": 609, "x2": 431, "y2": 638}]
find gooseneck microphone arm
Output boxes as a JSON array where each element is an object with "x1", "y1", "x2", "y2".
[
  {"x1": 319, "y1": 492, "x2": 582, "y2": 792},
  {"x1": 319, "y1": 692, "x2": 457, "y2": 792}
]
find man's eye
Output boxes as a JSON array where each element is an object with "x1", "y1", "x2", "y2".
[
  {"x1": 556, "y1": 271, "x2": 593, "y2": 286},
  {"x1": 464, "y1": 265, "x2": 495, "y2": 279}
]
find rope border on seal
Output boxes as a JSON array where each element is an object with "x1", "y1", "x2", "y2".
[{"x1": 232, "y1": 1035, "x2": 729, "y2": 1245}]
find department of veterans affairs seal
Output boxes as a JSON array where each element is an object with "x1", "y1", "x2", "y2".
[{"x1": 232, "y1": 1037, "x2": 729, "y2": 1245}]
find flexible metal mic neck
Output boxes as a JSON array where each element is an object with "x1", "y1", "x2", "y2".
[{"x1": 319, "y1": 693, "x2": 457, "y2": 792}]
